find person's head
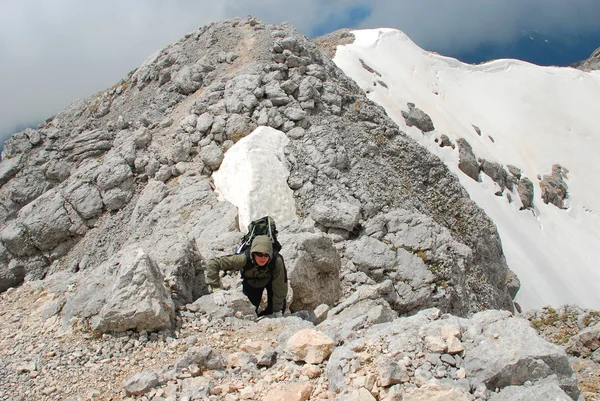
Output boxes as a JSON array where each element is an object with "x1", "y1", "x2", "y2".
[{"x1": 250, "y1": 235, "x2": 273, "y2": 267}]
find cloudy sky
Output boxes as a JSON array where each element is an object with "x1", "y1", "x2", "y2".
[{"x1": 1, "y1": 0, "x2": 600, "y2": 148}]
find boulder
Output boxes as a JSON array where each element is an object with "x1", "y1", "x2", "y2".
[
  {"x1": 517, "y1": 177, "x2": 534, "y2": 210},
  {"x1": 456, "y1": 138, "x2": 480, "y2": 181},
  {"x1": 309, "y1": 200, "x2": 360, "y2": 232},
  {"x1": 174, "y1": 346, "x2": 224, "y2": 371},
  {"x1": 540, "y1": 164, "x2": 569, "y2": 209},
  {"x1": 286, "y1": 329, "x2": 335, "y2": 364},
  {"x1": 123, "y1": 372, "x2": 159, "y2": 396},
  {"x1": 264, "y1": 383, "x2": 313, "y2": 401},
  {"x1": 280, "y1": 232, "x2": 342, "y2": 312},
  {"x1": 401, "y1": 103, "x2": 435, "y2": 133}
]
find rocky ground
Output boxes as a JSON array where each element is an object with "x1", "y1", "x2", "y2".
[{"x1": 2, "y1": 281, "x2": 599, "y2": 401}]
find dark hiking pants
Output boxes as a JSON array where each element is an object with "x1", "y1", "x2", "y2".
[{"x1": 242, "y1": 280, "x2": 286, "y2": 316}]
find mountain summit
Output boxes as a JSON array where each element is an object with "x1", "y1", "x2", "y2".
[{"x1": 0, "y1": 17, "x2": 598, "y2": 400}]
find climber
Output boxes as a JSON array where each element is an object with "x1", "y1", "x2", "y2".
[{"x1": 205, "y1": 235, "x2": 288, "y2": 318}]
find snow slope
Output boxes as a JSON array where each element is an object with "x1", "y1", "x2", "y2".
[{"x1": 334, "y1": 29, "x2": 600, "y2": 311}]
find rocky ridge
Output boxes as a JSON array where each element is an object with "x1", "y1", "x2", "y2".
[{"x1": 0, "y1": 15, "x2": 597, "y2": 401}]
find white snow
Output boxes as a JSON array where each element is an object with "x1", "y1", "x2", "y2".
[
  {"x1": 334, "y1": 28, "x2": 600, "y2": 311},
  {"x1": 212, "y1": 126, "x2": 297, "y2": 232}
]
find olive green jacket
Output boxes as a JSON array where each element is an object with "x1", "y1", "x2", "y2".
[{"x1": 206, "y1": 235, "x2": 288, "y2": 312}]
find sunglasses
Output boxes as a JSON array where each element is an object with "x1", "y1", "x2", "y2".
[{"x1": 253, "y1": 252, "x2": 270, "y2": 258}]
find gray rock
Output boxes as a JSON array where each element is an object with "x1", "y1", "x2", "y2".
[
  {"x1": 170, "y1": 135, "x2": 192, "y2": 163},
  {"x1": 309, "y1": 201, "x2": 360, "y2": 232},
  {"x1": 0, "y1": 155, "x2": 23, "y2": 186},
  {"x1": 540, "y1": 164, "x2": 569, "y2": 209},
  {"x1": 326, "y1": 346, "x2": 355, "y2": 393},
  {"x1": 464, "y1": 311, "x2": 580, "y2": 400},
  {"x1": 173, "y1": 65, "x2": 202, "y2": 95},
  {"x1": 345, "y1": 236, "x2": 397, "y2": 275},
  {"x1": 71, "y1": 248, "x2": 175, "y2": 333},
  {"x1": 456, "y1": 138, "x2": 480, "y2": 181},
  {"x1": 63, "y1": 181, "x2": 104, "y2": 220},
  {"x1": 376, "y1": 358, "x2": 409, "y2": 386},
  {"x1": 60, "y1": 128, "x2": 114, "y2": 162},
  {"x1": 257, "y1": 348, "x2": 277, "y2": 367},
  {"x1": 565, "y1": 324, "x2": 600, "y2": 358},
  {"x1": 200, "y1": 144, "x2": 224, "y2": 170},
  {"x1": 196, "y1": 113, "x2": 214, "y2": 134},
  {"x1": 280, "y1": 232, "x2": 342, "y2": 312},
  {"x1": 19, "y1": 189, "x2": 85, "y2": 251},
  {"x1": 123, "y1": 372, "x2": 159, "y2": 396},
  {"x1": 481, "y1": 159, "x2": 508, "y2": 192},
  {"x1": 225, "y1": 114, "x2": 256, "y2": 141},
  {"x1": 507, "y1": 164, "x2": 522, "y2": 179},
  {"x1": 174, "y1": 346, "x2": 224, "y2": 371},
  {"x1": 517, "y1": 177, "x2": 534, "y2": 210},
  {"x1": 401, "y1": 103, "x2": 435, "y2": 133},
  {"x1": 439, "y1": 134, "x2": 455, "y2": 149},
  {"x1": 488, "y1": 379, "x2": 573, "y2": 401},
  {"x1": 96, "y1": 153, "x2": 133, "y2": 191}
]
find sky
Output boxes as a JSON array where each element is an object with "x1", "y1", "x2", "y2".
[
  {"x1": 334, "y1": 28, "x2": 600, "y2": 310},
  {"x1": 1, "y1": 1, "x2": 600, "y2": 149}
]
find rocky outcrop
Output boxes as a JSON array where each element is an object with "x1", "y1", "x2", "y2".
[
  {"x1": 540, "y1": 164, "x2": 569, "y2": 209},
  {"x1": 456, "y1": 138, "x2": 480, "y2": 181},
  {"x1": 280, "y1": 232, "x2": 342, "y2": 313},
  {"x1": 401, "y1": 102, "x2": 435, "y2": 133},
  {"x1": 571, "y1": 47, "x2": 600, "y2": 71}
]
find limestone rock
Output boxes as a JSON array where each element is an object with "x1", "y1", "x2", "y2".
[
  {"x1": 90, "y1": 248, "x2": 175, "y2": 333},
  {"x1": 517, "y1": 177, "x2": 534, "y2": 210},
  {"x1": 123, "y1": 372, "x2": 159, "y2": 396},
  {"x1": 540, "y1": 164, "x2": 569, "y2": 209},
  {"x1": 286, "y1": 329, "x2": 335, "y2": 364},
  {"x1": 280, "y1": 232, "x2": 342, "y2": 312},
  {"x1": 309, "y1": 200, "x2": 360, "y2": 232},
  {"x1": 264, "y1": 383, "x2": 313, "y2": 401},
  {"x1": 401, "y1": 102, "x2": 435, "y2": 133},
  {"x1": 456, "y1": 138, "x2": 480, "y2": 181}
]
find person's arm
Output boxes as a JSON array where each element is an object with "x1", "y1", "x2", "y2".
[
  {"x1": 270, "y1": 256, "x2": 288, "y2": 314},
  {"x1": 205, "y1": 254, "x2": 247, "y2": 289}
]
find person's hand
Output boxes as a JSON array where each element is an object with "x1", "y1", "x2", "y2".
[{"x1": 212, "y1": 288, "x2": 226, "y2": 306}]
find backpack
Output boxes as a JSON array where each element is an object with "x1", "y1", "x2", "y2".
[{"x1": 235, "y1": 216, "x2": 282, "y2": 254}]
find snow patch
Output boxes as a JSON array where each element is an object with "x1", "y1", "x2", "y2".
[{"x1": 213, "y1": 126, "x2": 297, "y2": 232}]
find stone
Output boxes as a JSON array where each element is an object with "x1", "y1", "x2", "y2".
[
  {"x1": 309, "y1": 201, "x2": 360, "y2": 232},
  {"x1": 75, "y1": 248, "x2": 176, "y2": 333},
  {"x1": 199, "y1": 144, "x2": 224, "y2": 170},
  {"x1": 348, "y1": 388, "x2": 376, "y2": 401},
  {"x1": 402, "y1": 383, "x2": 472, "y2": 401},
  {"x1": 280, "y1": 232, "x2": 342, "y2": 312},
  {"x1": 539, "y1": 164, "x2": 569, "y2": 209},
  {"x1": 264, "y1": 383, "x2": 313, "y2": 401},
  {"x1": 456, "y1": 138, "x2": 480, "y2": 181},
  {"x1": 401, "y1": 102, "x2": 435, "y2": 132},
  {"x1": 123, "y1": 372, "x2": 159, "y2": 396},
  {"x1": 376, "y1": 358, "x2": 409, "y2": 386},
  {"x1": 517, "y1": 177, "x2": 534, "y2": 209},
  {"x1": 174, "y1": 346, "x2": 224, "y2": 371},
  {"x1": 286, "y1": 329, "x2": 335, "y2": 364}
]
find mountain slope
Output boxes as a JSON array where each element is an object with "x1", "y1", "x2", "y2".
[{"x1": 330, "y1": 28, "x2": 600, "y2": 310}]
